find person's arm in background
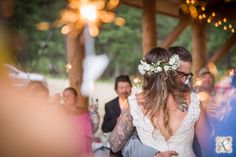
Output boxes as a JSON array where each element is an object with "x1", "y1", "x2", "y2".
[
  {"x1": 109, "y1": 107, "x2": 134, "y2": 152},
  {"x1": 101, "y1": 103, "x2": 117, "y2": 132},
  {"x1": 196, "y1": 106, "x2": 212, "y2": 151}
]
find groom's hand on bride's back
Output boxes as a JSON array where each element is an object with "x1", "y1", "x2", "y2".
[{"x1": 155, "y1": 151, "x2": 178, "y2": 157}]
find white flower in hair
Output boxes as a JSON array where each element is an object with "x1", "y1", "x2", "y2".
[
  {"x1": 155, "y1": 66, "x2": 162, "y2": 73},
  {"x1": 138, "y1": 54, "x2": 181, "y2": 76},
  {"x1": 164, "y1": 65, "x2": 170, "y2": 72},
  {"x1": 138, "y1": 64, "x2": 145, "y2": 75}
]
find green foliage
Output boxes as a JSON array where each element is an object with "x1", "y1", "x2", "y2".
[
  {"x1": 10, "y1": 0, "x2": 67, "y2": 76},
  {"x1": 96, "y1": 4, "x2": 142, "y2": 78}
]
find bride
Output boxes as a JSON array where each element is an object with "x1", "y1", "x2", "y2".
[{"x1": 109, "y1": 47, "x2": 211, "y2": 157}]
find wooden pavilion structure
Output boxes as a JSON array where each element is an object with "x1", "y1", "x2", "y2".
[{"x1": 67, "y1": 0, "x2": 236, "y2": 107}]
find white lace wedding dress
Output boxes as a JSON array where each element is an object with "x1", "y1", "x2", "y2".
[{"x1": 128, "y1": 92, "x2": 200, "y2": 157}]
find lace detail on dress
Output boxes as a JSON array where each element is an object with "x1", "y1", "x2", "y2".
[
  {"x1": 128, "y1": 95, "x2": 154, "y2": 133},
  {"x1": 181, "y1": 92, "x2": 201, "y2": 131},
  {"x1": 128, "y1": 92, "x2": 201, "y2": 157}
]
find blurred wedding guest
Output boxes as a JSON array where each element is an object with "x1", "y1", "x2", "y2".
[
  {"x1": 194, "y1": 67, "x2": 215, "y2": 95},
  {"x1": 102, "y1": 75, "x2": 132, "y2": 157},
  {"x1": 26, "y1": 81, "x2": 49, "y2": 101},
  {"x1": 207, "y1": 74, "x2": 236, "y2": 157},
  {"x1": 193, "y1": 68, "x2": 216, "y2": 116},
  {"x1": 0, "y1": 74, "x2": 80, "y2": 157},
  {"x1": 53, "y1": 93, "x2": 62, "y2": 105},
  {"x1": 63, "y1": 87, "x2": 93, "y2": 157}
]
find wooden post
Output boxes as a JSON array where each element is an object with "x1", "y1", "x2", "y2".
[
  {"x1": 208, "y1": 33, "x2": 236, "y2": 64},
  {"x1": 192, "y1": 20, "x2": 207, "y2": 75},
  {"x1": 142, "y1": 0, "x2": 156, "y2": 55},
  {"x1": 66, "y1": 30, "x2": 88, "y2": 108},
  {"x1": 161, "y1": 17, "x2": 191, "y2": 48}
]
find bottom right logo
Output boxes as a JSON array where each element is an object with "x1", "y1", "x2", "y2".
[{"x1": 215, "y1": 136, "x2": 233, "y2": 154}]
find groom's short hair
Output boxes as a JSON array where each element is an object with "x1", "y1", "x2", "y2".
[{"x1": 168, "y1": 46, "x2": 192, "y2": 63}]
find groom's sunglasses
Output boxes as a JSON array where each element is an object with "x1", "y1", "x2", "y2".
[{"x1": 176, "y1": 71, "x2": 193, "y2": 79}]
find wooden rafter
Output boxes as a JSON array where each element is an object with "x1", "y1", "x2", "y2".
[
  {"x1": 121, "y1": 0, "x2": 180, "y2": 18},
  {"x1": 208, "y1": 33, "x2": 236, "y2": 64},
  {"x1": 161, "y1": 17, "x2": 191, "y2": 48}
]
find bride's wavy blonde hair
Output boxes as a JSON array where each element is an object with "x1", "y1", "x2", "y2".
[{"x1": 141, "y1": 47, "x2": 192, "y2": 136}]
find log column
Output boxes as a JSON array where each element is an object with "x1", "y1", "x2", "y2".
[
  {"x1": 66, "y1": 30, "x2": 88, "y2": 108},
  {"x1": 192, "y1": 20, "x2": 207, "y2": 75},
  {"x1": 142, "y1": 0, "x2": 156, "y2": 55}
]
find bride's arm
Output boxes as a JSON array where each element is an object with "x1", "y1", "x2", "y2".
[
  {"x1": 195, "y1": 105, "x2": 212, "y2": 150},
  {"x1": 109, "y1": 107, "x2": 134, "y2": 152}
]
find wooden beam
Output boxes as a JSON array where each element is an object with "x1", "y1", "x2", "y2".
[
  {"x1": 66, "y1": 29, "x2": 88, "y2": 108},
  {"x1": 121, "y1": 0, "x2": 180, "y2": 18},
  {"x1": 161, "y1": 17, "x2": 191, "y2": 48},
  {"x1": 142, "y1": 0, "x2": 157, "y2": 55},
  {"x1": 192, "y1": 21, "x2": 208, "y2": 75},
  {"x1": 208, "y1": 33, "x2": 236, "y2": 64}
]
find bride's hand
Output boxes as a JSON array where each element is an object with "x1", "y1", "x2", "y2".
[{"x1": 155, "y1": 150, "x2": 178, "y2": 157}]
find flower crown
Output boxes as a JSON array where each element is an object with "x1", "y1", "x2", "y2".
[{"x1": 138, "y1": 54, "x2": 181, "y2": 76}]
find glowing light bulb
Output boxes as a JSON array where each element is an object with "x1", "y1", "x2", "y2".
[
  {"x1": 61, "y1": 25, "x2": 70, "y2": 34},
  {"x1": 212, "y1": 12, "x2": 216, "y2": 17},
  {"x1": 198, "y1": 15, "x2": 203, "y2": 20},
  {"x1": 65, "y1": 63, "x2": 72, "y2": 72},
  {"x1": 80, "y1": 4, "x2": 97, "y2": 21}
]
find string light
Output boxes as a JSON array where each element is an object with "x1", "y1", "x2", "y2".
[
  {"x1": 65, "y1": 63, "x2": 72, "y2": 72},
  {"x1": 207, "y1": 18, "x2": 211, "y2": 23},
  {"x1": 212, "y1": 12, "x2": 216, "y2": 17},
  {"x1": 198, "y1": 15, "x2": 203, "y2": 20},
  {"x1": 180, "y1": 1, "x2": 236, "y2": 33},
  {"x1": 186, "y1": 0, "x2": 190, "y2": 4}
]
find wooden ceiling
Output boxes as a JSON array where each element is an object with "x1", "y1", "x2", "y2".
[{"x1": 120, "y1": 0, "x2": 236, "y2": 21}]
